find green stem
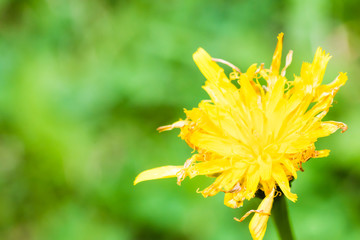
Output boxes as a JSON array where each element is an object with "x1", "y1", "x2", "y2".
[{"x1": 272, "y1": 194, "x2": 295, "y2": 240}]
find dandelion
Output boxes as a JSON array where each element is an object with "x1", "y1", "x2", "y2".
[{"x1": 134, "y1": 33, "x2": 347, "y2": 240}]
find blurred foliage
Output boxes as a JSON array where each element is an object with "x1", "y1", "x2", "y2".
[{"x1": 0, "y1": 0, "x2": 359, "y2": 239}]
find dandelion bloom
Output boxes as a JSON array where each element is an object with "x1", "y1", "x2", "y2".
[{"x1": 134, "y1": 33, "x2": 347, "y2": 240}]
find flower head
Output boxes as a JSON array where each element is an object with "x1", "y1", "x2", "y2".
[{"x1": 134, "y1": 33, "x2": 347, "y2": 240}]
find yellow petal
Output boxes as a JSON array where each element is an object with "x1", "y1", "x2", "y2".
[
  {"x1": 245, "y1": 165, "x2": 261, "y2": 199},
  {"x1": 224, "y1": 189, "x2": 245, "y2": 208},
  {"x1": 270, "y1": 32, "x2": 284, "y2": 77},
  {"x1": 249, "y1": 188, "x2": 275, "y2": 240},
  {"x1": 258, "y1": 155, "x2": 272, "y2": 181},
  {"x1": 222, "y1": 168, "x2": 248, "y2": 192},
  {"x1": 306, "y1": 121, "x2": 347, "y2": 141},
  {"x1": 224, "y1": 192, "x2": 242, "y2": 208},
  {"x1": 326, "y1": 72, "x2": 348, "y2": 89},
  {"x1": 134, "y1": 166, "x2": 183, "y2": 185},
  {"x1": 266, "y1": 75, "x2": 286, "y2": 113},
  {"x1": 157, "y1": 120, "x2": 187, "y2": 132},
  {"x1": 315, "y1": 72, "x2": 347, "y2": 101},
  {"x1": 188, "y1": 158, "x2": 232, "y2": 178},
  {"x1": 281, "y1": 158, "x2": 297, "y2": 179},
  {"x1": 195, "y1": 102, "x2": 251, "y2": 145},
  {"x1": 310, "y1": 47, "x2": 332, "y2": 88},
  {"x1": 321, "y1": 121, "x2": 348, "y2": 133},
  {"x1": 303, "y1": 94, "x2": 333, "y2": 122},
  {"x1": 314, "y1": 149, "x2": 330, "y2": 158},
  {"x1": 201, "y1": 169, "x2": 245, "y2": 197},
  {"x1": 281, "y1": 50, "x2": 293, "y2": 76},
  {"x1": 193, "y1": 48, "x2": 240, "y2": 108},
  {"x1": 187, "y1": 130, "x2": 252, "y2": 158},
  {"x1": 238, "y1": 64, "x2": 261, "y2": 108},
  {"x1": 272, "y1": 165, "x2": 297, "y2": 202},
  {"x1": 193, "y1": 48, "x2": 228, "y2": 84}
]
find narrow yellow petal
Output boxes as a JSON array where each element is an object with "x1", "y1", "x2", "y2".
[
  {"x1": 315, "y1": 72, "x2": 347, "y2": 101},
  {"x1": 238, "y1": 64, "x2": 260, "y2": 107},
  {"x1": 281, "y1": 50, "x2": 293, "y2": 76},
  {"x1": 258, "y1": 155, "x2": 272, "y2": 181},
  {"x1": 270, "y1": 32, "x2": 284, "y2": 77},
  {"x1": 327, "y1": 72, "x2": 348, "y2": 89},
  {"x1": 157, "y1": 120, "x2": 187, "y2": 132},
  {"x1": 266, "y1": 75, "x2": 286, "y2": 113},
  {"x1": 201, "y1": 168, "x2": 246, "y2": 197},
  {"x1": 192, "y1": 48, "x2": 230, "y2": 85},
  {"x1": 188, "y1": 131, "x2": 252, "y2": 158},
  {"x1": 302, "y1": 93, "x2": 333, "y2": 122},
  {"x1": 272, "y1": 166, "x2": 297, "y2": 202},
  {"x1": 311, "y1": 121, "x2": 348, "y2": 138},
  {"x1": 224, "y1": 192, "x2": 241, "y2": 208},
  {"x1": 281, "y1": 158, "x2": 297, "y2": 179},
  {"x1": 245, "y1": 165, "x2": 261, "y2": 199},
  {"x1": 222, "y1": 168, "x2": 247, "y2": 192},
  {"x1": 310, "y1": 47, "x2": 332, "y2": 88},
  {"x1": 201, "y1": 177, "x2": 223, "y2": 197},
  {"x1": 249, "y1": 188, "x2": 275, "y2": 240},
  {"x1": 224, "y1": 188, "x2": 245, "y2": 208},
  {"x1": 134, "y1": 166, "x2": 183, "y2": 185},
  {"x1": 188, "y1": 158, "x2": 231, "y2": 178},
  {"x1": 314, "y1": 149, "x2": 330, "y2": 158}
]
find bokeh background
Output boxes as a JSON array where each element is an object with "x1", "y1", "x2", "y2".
[{"x1": 0, "y1": 0, "x2": 359, "y2": 239}]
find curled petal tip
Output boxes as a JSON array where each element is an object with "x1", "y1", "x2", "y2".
[
  {"x1": 278, "y1": 32, "x2": 284, "y2": 39},
  {"x1": 341, "y1": 123, "x2": 348, "y2": 133},
  {"x1": 233, "y1": 217, "x2": 243, "y2": 222}
]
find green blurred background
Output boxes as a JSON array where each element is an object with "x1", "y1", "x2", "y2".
[{"x1": 0, "y1": 0, "x2": 359, "y2": 239}]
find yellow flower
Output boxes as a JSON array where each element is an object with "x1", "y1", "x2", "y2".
[{"x1": 134, "y1": 33, "x2": 347, "y2": 240}]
